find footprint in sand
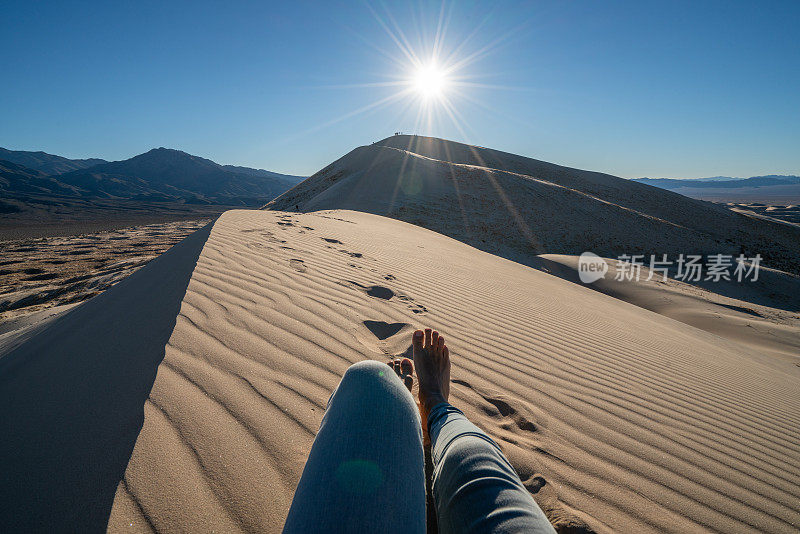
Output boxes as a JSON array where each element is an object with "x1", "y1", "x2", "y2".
[
  {"x1": 345, "y1": 279, "x2": 428, "y2": 315},
  {"x1": 339, "y1": 249, "x2": 363, "y2": 258},
  {"x1": 524, "y1": 475, "x2": 547, "y2": 494},
  {"x1": 452, "y1": 379, "x2": 537, "y2": 433},
  {"x1": 366, "y1": 286, "x2": 394, "y2": 299},
  {"x1": 260, "y1": 231, "x2": 286, "y2": 244},
  {"x1": 289, "y1": 259, "x2": 306, "y2": 272},
  {"x1": 363, "y1": 320, "x2": 410, "y2": 340},
  {"x1": 345, "y1": 281, "x2": 395, "y2": 300},
  {"x1": 397, "y1": 294, "x2": 427, "y2": 314}
]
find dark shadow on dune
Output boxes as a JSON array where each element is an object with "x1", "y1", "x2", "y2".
[
  {"x1": 363, "y1": 320, "x2": 408, "y2": 340},
  {"x1": 0, "y1": 222, "x2": 213, "y2": 532},
  {"x1": 716, "y1": 302, "x2": 764, "y2": 317}
]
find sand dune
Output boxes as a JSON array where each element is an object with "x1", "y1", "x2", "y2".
[
  {"x1": 265, "y1": 134, "x2": 799, "y2": 356},
  {"x1": 266, "y1": 135, "x2": 800, "y2": 277},
  {"x1": 2, "y1": 209, "x2": 798, "y2": 533}
]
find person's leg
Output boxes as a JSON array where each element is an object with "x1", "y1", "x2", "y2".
[
  {"x1": 283, "y1": 359, "x2": 426, "y2": 534},
  {"x1": 413, "y1": 329, "x2": 556, "y2": 534}
]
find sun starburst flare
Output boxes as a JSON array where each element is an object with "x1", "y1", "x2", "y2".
[{"x1": 287, "y1": 1, "x2": 528, "y2": 143}]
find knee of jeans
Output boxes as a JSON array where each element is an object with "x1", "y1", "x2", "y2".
[
  {"x1": 329, "y1": 360, "x2": 421, "y2": 435},
  {"x1": 342, "y1": 360, "x2": 394, "y2": 390},
  {"x1": 340, "y1": 360, "x2": 415, "y2": 406}
]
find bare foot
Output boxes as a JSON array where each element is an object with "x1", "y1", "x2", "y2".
[
  {"x1": 412, "y1": 328, "x2": 451, "y2": 432},
  {"x1": 387, "y1": 357, "x2": 414, "y2": 392}
]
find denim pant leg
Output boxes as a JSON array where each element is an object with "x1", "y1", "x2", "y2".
[
  {"x1": 429, "y1": 403, "x2": 556, "y2": 534},
  {"x1": 283, "y1": 360, "x2": 426, "y2": 534}
]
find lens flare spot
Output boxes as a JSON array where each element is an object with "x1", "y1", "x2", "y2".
[{"x1": 335, "y1": 459, "x2": 384, "y2": 494}]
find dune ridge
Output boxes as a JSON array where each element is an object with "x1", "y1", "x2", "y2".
[
  {"x1": 4, "y1": 209, "x2": 798, "y2": 532},
  {"x1": 265, "y1": 135, "x2": 800, "y2": 278}
]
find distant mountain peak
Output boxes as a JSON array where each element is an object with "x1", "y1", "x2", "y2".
[{"x1": 141, "y1": 147, "x2": 200, "y2": 157}]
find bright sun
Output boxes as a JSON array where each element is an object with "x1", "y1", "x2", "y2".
[
  {"x1": 413, "y1": 64, "x2": 447, "y2": 99},
  {"x1": 315, "y1": 2, "x2": 513, "y2": 134}
]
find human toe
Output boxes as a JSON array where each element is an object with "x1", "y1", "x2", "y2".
[{"x1": 412, "y1": 330, "x2": 424, "y2": 351}]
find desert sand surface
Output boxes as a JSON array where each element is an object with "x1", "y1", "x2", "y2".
[
  {"x1": 0, "y1": 198, "x2": 228, "y2": 241},
  {"x1": 1, "y1": 209, "x2": 798, "y2": 533},
  {"x1": 537, "y1": 255, "x2": 800, "y2": 364}
]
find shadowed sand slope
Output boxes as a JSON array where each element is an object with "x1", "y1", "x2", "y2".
[
  {"x1": 264, "y1": 135, "x2": 800, "y2": 277},
  {"x1": 0, "y1": 222, "x2": 213, "y2": 531},
  {"x1": 3, "y1": 210, "x2": 799, "y2": 533}
]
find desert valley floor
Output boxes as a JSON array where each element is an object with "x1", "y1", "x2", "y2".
[{"x1": 1, "y1": 209, "x2": 798, "y2": 533}]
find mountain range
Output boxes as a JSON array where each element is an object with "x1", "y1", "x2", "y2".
[
  {"x1": 0, "y1": 147, "x2": 304, "y2": 206},
  {"x1": 633, "y1": 175, "x2": 800, "y2": 189}
]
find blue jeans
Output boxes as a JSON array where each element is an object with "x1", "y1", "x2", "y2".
[{"x1": 283, "y1": 360, "x2": 555, "y2": 533}]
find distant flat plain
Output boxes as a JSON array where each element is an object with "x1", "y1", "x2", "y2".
[
  {"x1": 0, "y1": 212, "x2": 216, "y2": 348},
  {"x1": 0, "y1": 198, "x2": 230, "y2": 241}
]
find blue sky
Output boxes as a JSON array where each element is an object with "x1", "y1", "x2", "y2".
[{"x1": 1, "y1": 0, "x2": 798, "y2": 178}]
